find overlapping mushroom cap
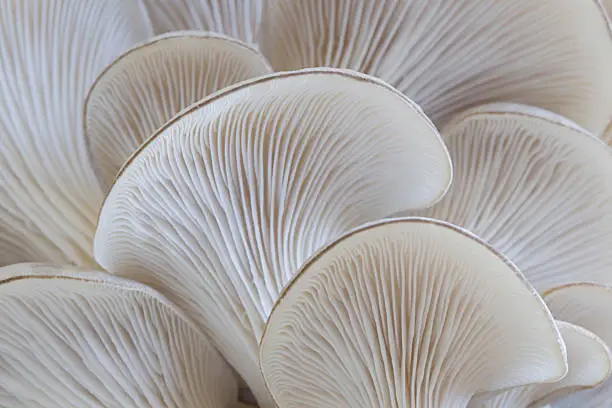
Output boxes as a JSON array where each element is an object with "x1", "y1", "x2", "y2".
[
  {"x1": 468, "y1": 321, "x2": 612, "y2": 408},
  {"x1": 405, "y1": 103, "x2": 612, "y2": 292},
  {"x1": 0, "y1": 263, "x2": 237, "y2": 408},
  {"x1": 258, "y1": 0, "x2": 612, "y2": 134},
  {"x1": 94, "y1": 68, "x2": 452, "y2": 406},
  {"x1": 142, "y1": 0, "x2": 264, "y2": 44},
  {"x1": 0, "y1": 0, "x2": 152, "y2": 266},
  {"x1": 543, "y1": 283, "x2": 612, "y2": 407},
  {"x1": 260, "y1": 218, "x2": 567, "y2": 408},
  {"x1": 85, "y1": 31, "x2": 271, "y2": 191}
]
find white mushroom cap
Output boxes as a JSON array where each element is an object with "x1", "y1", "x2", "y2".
[
  {"x1": 405, "y1": 103, "x2": 612, "y2": 292},
  {"x1": 94, "y1": 68, "x2": 452, "y2": 407},
  {"x1": 543, "y1": 283, "x2": 612, "y2": 407},
  {"x1": 142, "y1": 0, "x2": 263, "y2": 44},
  {"x1": 0, "y1": 0, "x2": 153, "y2": 266},
  {"x1": 259, "y1": 0, "x2": 612, "y2": 134},
  {"x1": 0, "y1": 263, "x2": 237, "y2": 407},
  {"x1": 85, "y1": 31, "x2": 272, "y2": 192},
  {"x1": 260, "y1": 218, "x2": 567, "y2": 408},
  {"x1": 468, "y1": 321, "x2": 612, "y2": 408}
]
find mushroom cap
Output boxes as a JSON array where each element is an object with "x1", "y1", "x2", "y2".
[
  {"x1": 468, "y1": 321, "x2": 612, "y2": 408},
  {"x1": 142, "y1": 0, "x2": 263, "y2": 44},
  {"x1": 0, "y1": 263, "x2": 237, "y2": 408},
  {"x1": 260, "y1": 218, "x2": 567, "y2": 408},
  {"x1": 84, "y1": 31, "x2": 272, "y2": 192},
  {"x1": 406, "y1": 103, "x2": 612, "y2": 292},
  {"x1": 543, "y1": 283, "x2": 612, "y2": 407},
  {"x1": 259, "y1": 0, "x2": 612, "y2": 134},
  {"x1": 94, "y1": 68, "x2": 452, "y2": 406},
  {"x1": 0, "y1": 0, "x2": 152, "y2": 266}
]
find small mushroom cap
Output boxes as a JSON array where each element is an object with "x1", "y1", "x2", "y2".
[
  {"x1": 543, "y1": 283, "x2": 612, "y2": 407},
  {"x1": 142, "y1": 0, "x2": 263, "y2": 44},
  {"x1": 0, "y1": 263, "x2": 237, "y2": 408},
  {"x1": 85, "y1": 31, "x2": 272, "y2": 192},
  {"x1": 259, "y1": 0, "x2": 612, "y2": 134},
  {"x1": 94, "y1": 68, "x2": 451, "y2": 407},
  {"x1": 0, "y1": 0, "x2": 152, "y2": 266},
  {"x1": 260, "y1": 218, "x2": 567, "y2": 408},
  {"x1": 468, "y1": 321, "x2": 612, "y2": 408},
  {"x1": 406, "y1": 103, "x2": 612, "y2": 292}
]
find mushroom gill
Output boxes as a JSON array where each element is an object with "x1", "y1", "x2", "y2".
[
  {"x1": 85, "y1": 31, "x2": 271, "y2": 191},
  {"x1": 259, "y1": 0, "x2": 612, "y2": 134},
  {"x1": 0, "y1": 0, "x2": 152, "y2": 266},
  {"x1": 260, "y1": 218, "x2": 567, "y2": 408},
  {"x1": 405, "y1": 103, "x2": 612, "y2": 292},
  {"x1": 94, "y1": 68, "x2": 452, "y2": 406},
  {"x1": 0, "y1": 263, "x2": 237, "y2": 408}
]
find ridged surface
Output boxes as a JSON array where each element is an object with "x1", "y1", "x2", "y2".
[
  {"x1": 0, "y1": 0, "x2": 152, "y2": 266},
  {"x1": 143, "y1": 0, "x2": 263, "y2": 44},
  {"x1": 408, "y1": 103, "x2": 612, "y2": 292},
  {"x1": 0, "y1": 263, "x2": 237, "y2": 408},
  {"x1": 260, "y1": 0, "x2": 612, "y2": 134},
  {"x1": 95, "y1": 69, "x2": 451, "y2": 407},
  {"x1": 261, "y1": 219, "x2": 566, "y2": 408},
  {"x1": 85, "y1": 32, "x2": 272, "y2": 191},
  {"x1": 469, "y1": 322, "x2": 612, "y2": 408},
  {"x1": 544, "y1": 283, "x2": 612, "y2": 408}
]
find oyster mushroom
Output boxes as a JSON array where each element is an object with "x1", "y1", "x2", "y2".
[
  {"x1": 543, "y1": 283, "x2": 612, "y2": 407},
  {"x1": 259, "y1": 218, "x2": 567, "y2": 408},
  {"x1": 468, "y1": 321, "x2": 612, "y2": 408},
  {"x1": 142, "y1": 0, "x2": 263, "y2": 44},
  {"x1": 84, "y1": 31, "x2": 271, "y2": 191},
  {"x1": 0, "y1": 263, "x2": 237, "y2": 407},
  {"x1": 259, "y1": 0, "x2": 612, "y2": 134},
  {"x1": 94, "y1": 68, "x2": 452, "y2": 406},
  {"x1": 405, "y1": 103, "x2": 612, "y2": 292},
  {"x1": 0, "y1": 0, "x2": 152, "y2": 266}
]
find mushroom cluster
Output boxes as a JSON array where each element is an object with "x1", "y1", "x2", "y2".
[{"x1": 1, "y1": 1, "x2": 612, "y2": 408}]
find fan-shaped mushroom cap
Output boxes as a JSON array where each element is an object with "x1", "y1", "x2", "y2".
[
  {"x1": 543, "y1": 283, "x2": 612, "y2": 407},
  {"x1": 142, "y1": 0, "x2": 263, "y2": 44},
  {"x1": 85, "y1": 31, "x2": 272, "y2": 192},
  {"x1": 260, "y1": 218, "x2": 567, "y2": 408},
  {"x1": 0, "y1": 0, "x2": 153, "y2": 266},
  {"x1": 94, "y1": 68, "x2": 452, "y2": 407},
  {"x1": 468, "y1": 321, "x2": 612, "y2": 408},
  {"x1": 259, "y1": 0, "x2": 612, "y2": 134},
  {"x1": 404, "y1": 103, "x2": 612, "y2": 292},
  {"x1": 0, "y1": 263, "x2": 237, "y2": 408}
]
